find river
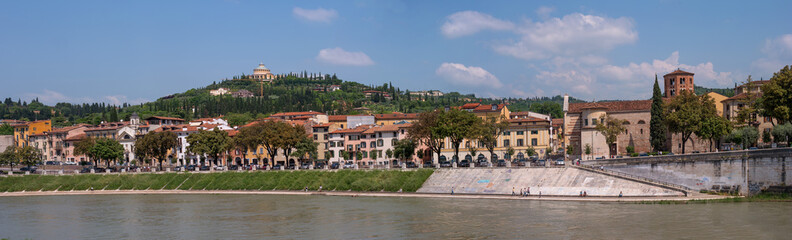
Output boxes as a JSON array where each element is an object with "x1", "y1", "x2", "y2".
[{"x1": 0, "y1": 194, "x2": 789, "y2": 239}]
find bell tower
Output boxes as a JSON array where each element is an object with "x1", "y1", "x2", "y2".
[{"x1": 663, "y1": 69, "x2": 695, "y2": 97}]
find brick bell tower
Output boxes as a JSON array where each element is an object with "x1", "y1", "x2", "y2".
[{"x1": 663, "y1": 69, "x2": 695, "y2": 97}]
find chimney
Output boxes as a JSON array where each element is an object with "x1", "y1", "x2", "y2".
[{"x1": 563, "y1": 94, "x2": 569, "y2": 112}]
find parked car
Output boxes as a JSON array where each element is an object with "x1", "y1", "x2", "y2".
[
  {"x1": 272, "y1": 164, "x2": 283, "y2": 170},
  {"x1": 20, "y1": 166, "x2": 38, "y2": 173},
  {"x1": 497, "y1": 160, "x2": 507, "y2": 167},
  {"x1": 285, "y1": 164, "x2": 296, "y2": 170},
  {"x1": 513, "y1": 159, "x2": 527, "y2": 167},
  {"x1": 423, "y1": 162, "x2": 434, "y2": 168},
  {"x1": 44, "y1": 161, "x2": 60, "y2": 166},
  {"x1": 199, "y1": 165, "x2": 210, "y2": 171},
  {"x1": 214, "y1": 165, "x2": 225, "y2": 171},
  {"x1": 555, "y1": 159, "x2": 565, "y2": 166},
  {"x1": 458, "y1": 160, "x2": 471, "y2": 167},
  {"x1": 64, "y1": 161, "x2": 78, "y2": 165},
  {"x1": 476, "y1": 160, "x2": 488, "y2": 167},
  {"x1": 330, "y1": 162, "x2": 340, "y2": 169},
  {"x1": 748, "y1": 147, "x2": 758, "y2": 150},
  {"x1": 439, "y1": 161, "x2": 452, "y2": 168},
  {"x1": 299, "y1": 164, "x2": 311, "y2": 170},
  {"x1": 186, "y1": 165, "x2": 198, "y2": 171},
  {"x1": 405, "y1": 162, "x2": 418, "y2": 168},
  {"x1": 172, "y1": 166, "x2": 183, "y2": 171},
  {"x1": 343, "y1": 162, "x2": 355, "y2": 169},
  {"x1": 314, "y1": 163, "x2": 326, "y2": 169},
  {"x1": 228, "y1": 165, "x2": 239, "y2": 170}
]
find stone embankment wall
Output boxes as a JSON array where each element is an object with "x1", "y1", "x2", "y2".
[
  {"x1": 583, "y1": 148, "x2": 792, "y2": 195},
  {"x1": 417, "y1": 168, "x2": 684, "y2": 197}
]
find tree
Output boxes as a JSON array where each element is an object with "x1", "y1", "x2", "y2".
[
  {"x1": 277, "y1": 123, "x2": 306, "y2": 166},
  {"x1": 0, "y1": 146, "x2": 18, "y2": 171},
  {"x1": 291, "y1": 136, "x2": 318, "y2": 166},
  {"x1": 506, "y1": 146, "x2": 515, "y2": 160},
  {"x1": 771, "y1": 123, "x2": 792, "y2": 144},
  {"x1": 729, "y1": 127, "x2": 759, "y2": 149},
  {"x1": 409, "y1": 110, "x2": 444, "y2": 164},
  {"x1": 759, "y1": 65, "x2": 792, "y2": 124},
  {"x1": 393, "y1": 139, "x2": 417, "y2": 163},
  {"x1": 650, "y1": 75, "x2": 668, "y2": 152},
  {"x1": 736, "y1": 76, "x2": 762, "y2": 124},
  {"x1": 74, "y1": 137, "x2": 98, "y2": 166},
  {"x1": 187, "y1": 128, "x2": 231, "y2": 167},
  {"x1": 135, "y1": 131, "x2": 178, "y2": 170},
  {"x1": 385, "y1": 149, "x2": 393, "y2": 160},
  {"x1": 696, "y1": 112, "x2": 732, "y2": 153},
  {"x1": 594, "y1": 115, "x2": 627, "y2": 156},
  {"x1": 566, "y1": 145, "x2": 575, "y2": 155},
  {"x1": 478, "y1": 116, "x2": 509, "y2": 163},
  {"x1": 584, "y1": 144, "x2": 592, "y2": 158},
  {"x1": 0, "y1": 123, "x2": 12, "y2": 135},
  {"x1": 666, "y1": 90, "x2": 712, "y2": 154},
  {"x1": 526, "y1": 146, "x2": 537, "y2": 156},
  {"x1": 16, "y1": 145, "x2": 42, "y2": 168},
  {"x1": 466, "y1": 140, "x2": 478, "y2": 161},
  {"x1": 92, "y1": 138, "x2": 124, "y2": 168},
  {"x1": 435, "y1": 108, "x2": 481, "y2": 162}
]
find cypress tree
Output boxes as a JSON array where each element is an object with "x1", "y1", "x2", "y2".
[{"x1": 650, "y1": 75, "x2": 667, "y2": 152}]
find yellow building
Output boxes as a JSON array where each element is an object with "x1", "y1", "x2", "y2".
[
  {"x1": 13, "y1": 120, "x2": 51, "y2": 148},
  {"x1": 373, "y1": 113, "x2": 419, "y2": 126},
  {"x1": 705, "y1": 92, "x2": 727, "y2": 117}
]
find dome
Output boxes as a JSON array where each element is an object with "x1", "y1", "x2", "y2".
[{"x1": 255, "y1": 63, "x2": 269, "y2": 70}]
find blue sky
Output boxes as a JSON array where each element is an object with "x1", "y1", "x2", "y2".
[{"x1": 1, "y1": 0, "x2": 790, "y2": 105}]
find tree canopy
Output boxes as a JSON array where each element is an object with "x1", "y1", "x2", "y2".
[
  {"x1": 187, "y1": 128, "x2": 231, "y2": 167},
  {"x1": 759, "y1": 65, "x2": 792, "y2": 124},
  {"x1": 135, "y1": 131, "x2": 178, "y2": 170}
]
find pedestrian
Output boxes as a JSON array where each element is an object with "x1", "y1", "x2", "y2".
[
  {"x1": 319, "y1": 185, "x2": 323, "y2": 192},
  {"x1": 519, "y1": 188, "x2": 523, "y2": 196},
  {"x1": 304, "y1": 186, "x2": 308, "y2": 192},
  {"x1": 512, "y1": 187, "x2": 516, "y2": 196},
  {"x1": 527, "y1": 187, "x2": 531, "y2": 195},
  {"x1": 583, "y1": 191, "x2": 587, "y2": 197},
  {"x1": 579, "y1": 191, "x2": 583, "y2": 197},
  {"x1": 451, "y1": 187, "x2": 454, "y2": 195},
  {"x1": 539, "y1": 191, "x2": 542, "y2": 198},
  {"x1": 619, "y1": 191, "x2": 623, "y2": 198}
]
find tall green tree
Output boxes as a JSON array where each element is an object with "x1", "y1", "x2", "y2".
[
  {"x1": 408, "y1": 110, "x2": 444, "y2": 163},
  {"x1": 187, "y1": 128, "x2": 231, "y2": 167},
  {"x1": 74, "y1": 137, "x2": 98, "y2": 166},
  {"x1": 650, "y1": 75, "x2": 667, "y2": 152},
  {"x1": 0, "y1": 123, "x2": 12, "y2": 135},
  {"x1": 759, "y1": 65, "x2": 792, "y2": 124},
  {"x1": 93, "y1": 138, "x2": 124, "y2": 167},
  {"x1": 393, "y1": 139, "x2": 417, "y2": 163},
  {"x1": 435, "y1": 108, "x2": 481, "y2": 162},
  {"x1": 771, "y1": 123, "x2": 792, "y2": 144},
  {"x1": 666, "y1": 90, "x2": 713, "y2": 154},
  {"x1": 16, "y1": 145, "x2": 42, "y2": 168},
  {"x1": 135, "y1": 131, "x2": 178, "y2": 170},
  {"x1": 594, "y1": 115, "x2": 627, "y2": 156},
  {"x1": 696, "y1": 114, "x2": 732, "y2": 152},
  {"x1": 478, "y1": 116, "x2": 509, "y2": 163},
  {"x1": 0, "y1": 146, "x2": 18, "y2": 171},
  {"x1": 277, "y1": 123, "x2": 306, "y2": 166},
  {"x1": 291, "y1": 135, "x2": 318, "y2": 165}
]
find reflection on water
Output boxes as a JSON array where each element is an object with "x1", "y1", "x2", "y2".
[{"x1": 0, "y1": 194, "x2": 790, "y2": 239}]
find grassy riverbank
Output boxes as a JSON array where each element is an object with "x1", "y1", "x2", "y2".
[{"x1": 0, "y1": 169, "x2": 434, "y2": 193}]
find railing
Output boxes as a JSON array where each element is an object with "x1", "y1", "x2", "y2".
[{"x1": 574, "y1": 164, "x2": 693, "y2": 192}]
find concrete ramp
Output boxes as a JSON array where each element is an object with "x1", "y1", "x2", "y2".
[{"x1": 417, "y1": 168, "x2": 684, "y2": 197}]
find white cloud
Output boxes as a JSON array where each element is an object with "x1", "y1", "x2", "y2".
[
  {"x1": 494, "y1": 13, "x2": 637, "y2": 60},
  {"x1": 441, "y1": 11, "x2": 515, "y2": 38},
  {"x1": 536, "y1": 6, "x2": 555, "y2": 19},
  {"x1": 316, "y1": 47, "x2": 375, "y2": 66},
  {"x1": 436, "y1": 63, "x2": 502, "y2": 88},
  {"x1": 752, "y1": 34, "x2": 792, "y2": 75},
  {"x1": 293, "y1": 7, "x2": 338, "y2": 23}
]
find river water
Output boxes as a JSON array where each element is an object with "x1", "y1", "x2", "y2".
[{"x1": 0, "y1": 194, "x2": 789, "y2": 239}]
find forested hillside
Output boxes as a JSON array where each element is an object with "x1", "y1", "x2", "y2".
[{"x1": 1, "y1": 72, "x2": 579, "y2": 127}]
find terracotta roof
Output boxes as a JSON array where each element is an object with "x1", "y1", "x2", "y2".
[
  {"x1": 225, "y1": 129, "x2": 238, "y2": 137},
  {"x1": 312, "y1": 123, "x2": 332, "y2": 128},
  {"x1": 330, "y1": 125, "x2": 372, "y2": 134},
  {"x1": 84, "y1": 122, "x2": 129, "y2": 132},
  {"x1": 270, "y1": 111, "x2": 322, "y2": 117},
  {"x1": 146, "y1": 116, "x2": 186, "y2": 122},
  {"x1": 374, "y1": 113, "x2": 419, "y2": 120},
  {"x1": 328, "y1": 115, "x2": 350, "y2": 122},
  {"x1": 371, "y1": 124, "x2": 402, "y2": 132},
  {"x1": 664, "y1": 69, "x2": 694, "y2": 76},
  {"x1": 49, "y1": 125, "x2": 88, "y2": 133},
  {"x1": 508, "y1": 117, "x2": 548, "y2": 123},
  {"x1": 292, "y1": 116, "x2": 312, "y2": 120},
  {"x1": 552, "y1": 118, "x2": 564, "y2": 127},
  {"x1": 65, "y1": 133, "x2": 87, "y2": 141},
  {"x1": 473, "y1": 104, "x2": 506, "y2": 112},
  {"x1": 568, "y1": 100, "x2": 652, "y2": 113},
  {"x1": 460, "y1": 103, "x2": 481, "y2": 109}
]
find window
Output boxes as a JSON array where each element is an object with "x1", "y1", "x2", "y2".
[
  {"x1": 531, "y1": 130, "x2": 538, "y2": 135},
  {"x1": 517, "y1": 131, "x2": 524, "y2": 135},
  {"x1": 640, "y1": 129, "x2": 643, "y2": 134},
  {"x1": 584, "y1": 119, "x2": 589, "y2": 126},
  {"x1": 531, "y1": 138, "x2": 538, "y2": 146},
  {"x1": 503, "y1": 131, "x2": 510, "y2": 136},
  {"x1": 503, "y1": 139, "x2": 510, "y2": 147},
  {"x1": 517, "y1": 139, "x2": 524, "y2": 146},
  {"x1": 370, "y1": 141, "x2": 376, "y2": 148},
  {"x1": 324, "y1": 135, "x2": 328, "y2": 140},
  {"x1": 339, "y1": 141, "x2": 344, "y2": 147},
  {"x1": 313, "y1": 134, "x2": 318, "y2": 140},
  {"x1": 361, "y1": 142, "x2": 366, "y2": 148},
  {"x1": 377, "y1": 139, "x2": 384, "y2": 147},
  {"x1": 592, "y1": 118, "x2": 598, "y2": 125},
  {"x1": 391, "y1": 138, "x2": 397, "y2": 146}
]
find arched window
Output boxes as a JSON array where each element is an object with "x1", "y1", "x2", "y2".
[
  {"x1": 465, "y1": 154, "x2": 472, "y2": 161},
  {"x1": 622, "y1": 121, "x2": 631, "y2": 125},
  {"x1": 637, "y1": 120, "x2": 646, "y2": 124},
  {"x1": 439, "y1": 155, "x2": 447, "y2": 162}
]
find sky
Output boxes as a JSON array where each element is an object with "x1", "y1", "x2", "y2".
[{"x1": 1, "y1": 0, "x2": 790, "y2": 105}]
